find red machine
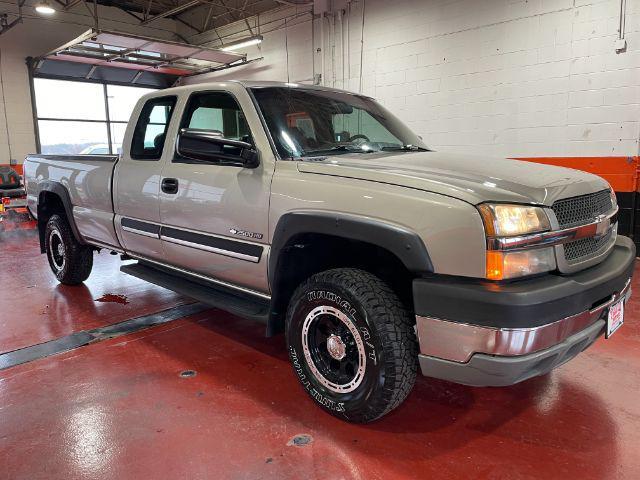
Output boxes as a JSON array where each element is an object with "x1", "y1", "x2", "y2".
[{"x1": 0, "y1": 166, "x2": 34, "y2": 233}]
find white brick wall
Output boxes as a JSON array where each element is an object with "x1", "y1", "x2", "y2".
[
  {"x1": 1, "y1": 0, "x2": 637, "y2": 161},
  {"x1": 187, "y1": 0, "x2": 640, "y2": 158}
]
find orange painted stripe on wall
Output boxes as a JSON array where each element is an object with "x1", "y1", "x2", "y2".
[{"x1": 515, "y1": 156, "x2": 640, "y2": 193}]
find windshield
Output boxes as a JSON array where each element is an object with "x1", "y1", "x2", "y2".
[{"x1": 250, "y1": 86, "x2": 429, "y2": 158}]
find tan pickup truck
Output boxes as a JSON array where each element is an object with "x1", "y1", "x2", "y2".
[{"x1": 24, "y1": 81, "x2": 635, "y2": 423}]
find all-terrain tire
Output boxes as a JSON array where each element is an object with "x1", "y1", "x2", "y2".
[
  {"x1": 286, "y1": 268, "x2": 418, "y2": 423},
  {"x1": 44, "y1": 214, "x2": 93, "y2": 285}
]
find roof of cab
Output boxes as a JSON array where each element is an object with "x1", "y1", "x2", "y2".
[{"x1": 141, "y1": 80, "x2": 368, "y2": 99}]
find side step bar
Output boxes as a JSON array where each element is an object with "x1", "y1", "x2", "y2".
[{"x1": 121, "y1": 262, "x2": 270, "y2": 324}]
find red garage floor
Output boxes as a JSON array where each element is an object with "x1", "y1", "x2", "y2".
[
  {"x1": 1, "y1": 229, "x2": 640, "y2": 479},
  {"x1": 0, "y1": 230, "x2": 187, "y2": 352}
]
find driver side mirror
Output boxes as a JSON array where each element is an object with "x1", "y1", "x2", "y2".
[{"x1": 176, "y1": 128, "x2": 260, "y2": 168}]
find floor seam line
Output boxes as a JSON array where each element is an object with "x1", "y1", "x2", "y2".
[{"x1": 0, "y1": 302, "x2": 210, "y2": 370}]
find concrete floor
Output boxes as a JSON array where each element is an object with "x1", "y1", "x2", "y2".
[{"x1": 1, "y1": 228, "x2": 639, "y2": 480}]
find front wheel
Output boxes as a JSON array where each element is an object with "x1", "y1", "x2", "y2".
[
  {"x1": 286, "y1": 268, "x2": 418, "y2": 423},
  {"x1": 45, "y1": 214, "x2": 93, "y2": 285}
]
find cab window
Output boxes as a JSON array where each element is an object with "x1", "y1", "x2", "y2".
[
  {"x1": 130, "y1": 96, "x2": 177, "y2": 160},
  {"x1": 181, "y1": 92, "x2": 250, "y2": 142}
]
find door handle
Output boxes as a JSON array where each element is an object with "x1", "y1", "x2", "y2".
[{"x1": 161, "y1": 178, "x2": 179, "y2": 194}]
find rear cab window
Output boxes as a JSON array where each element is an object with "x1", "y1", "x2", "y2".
[{"x1": 130, "y1": 96, "x2": 177, "y2": 160}]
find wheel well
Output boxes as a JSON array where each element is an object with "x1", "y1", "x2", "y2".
[
  {"x1": 37, "y1": 191, "x2": 67, "y2": 253},
  {"x1": 269, "y1": 233, "x2": 416, "y2": 335}
]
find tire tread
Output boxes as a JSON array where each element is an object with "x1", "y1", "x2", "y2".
[
  {"x1": 45, "y1": 214, "x2": 93, "y2": 285},
  {"x1": 286, "y1": 267, "x2": 418, "y2": 423}
]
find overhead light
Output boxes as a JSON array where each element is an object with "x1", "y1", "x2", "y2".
[
  {"x1": 35, "y1": 1, "x2": 55, "y2": 14},
  {"x1": 220, "y1": 35, "x2": 263, "y2": 52}
]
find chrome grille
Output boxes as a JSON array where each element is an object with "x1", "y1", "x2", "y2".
[
  {"x1": 552, "y1": 189, "x2": 613, "y2": 229},
  {"x1": 552, "y1": 189, "x2": 616, "y2": 265},
  {"x1": 563, "y1": 228, "x2": 613, "y2": 263}
]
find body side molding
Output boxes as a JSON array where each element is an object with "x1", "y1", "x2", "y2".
[
  {"x1": 121, "y1": 217, "x2": 161, "y2": 238},
  {"x1": 28, "y1": 154, "x2": 118, "y2": 163},
  {"x1": 161, "y1": 226, "x2": 263, "y2": 263},
  {"x1": 119, "y1": 218, "x2": 264, "y2": 263}
]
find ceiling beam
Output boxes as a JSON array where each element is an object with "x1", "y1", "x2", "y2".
[
  {"x1": 113, "y1": 1, "x2": 199, "y2": 39},
  {"x1": 0, "y1": 14, "x2": 22, "y2": 36},
  {"x1": 140, "y1": 0, "x2": 202, "y2": 25},
  {"x1": 202, "y1": 0, "x2": 272, "y2": 26},
  {"x1": 217, "y1": 0, "x2": 239, "y2": 22},
  {"x1": 196, "y1": 0, "x2": 263, "y2": 17},
  {"x1": 174, "y1": 16, "x2": 203, "y2": 34},
  {"x1": 144, "y1": 0, "x2": 154, "y2": 20},
  {"x1": 202, "y1": 4, "x2": 214, "y2": 31},
  {"x1": 118, "y1": 6, "x2": 144, "y2": 21},
  {"x1": 64, "y1": 0, "x2": 84, "y2": 10}
]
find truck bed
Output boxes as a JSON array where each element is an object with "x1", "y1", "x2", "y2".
[{"x1": 23, "y1": 154, "x2": 121, "y2": 250}]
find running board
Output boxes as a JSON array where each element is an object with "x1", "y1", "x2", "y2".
[{"x1": 121, "y1": 262, "x2": 270, "y2": 324}]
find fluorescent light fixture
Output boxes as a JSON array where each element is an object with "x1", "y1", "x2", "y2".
[
  {"x1": 35, "y1": 1, "x2": 55, "y2": 14},
  {"x1": 220, "y1": 35, "x2": 263, "y2": 52}
]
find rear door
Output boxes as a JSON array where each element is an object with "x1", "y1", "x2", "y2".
[
  {"x1": 113, "y1": 95, "x2": 177, "y2": 260},
  {"x1": 158, "y1": 87, "x2": 274, "y2": 294}
]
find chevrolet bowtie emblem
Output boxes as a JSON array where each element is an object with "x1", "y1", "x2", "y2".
[{"x1": 594, "y1": 214, "x2": 611, "y2": 239}]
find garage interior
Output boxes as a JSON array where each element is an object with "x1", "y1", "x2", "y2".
[{"x1": 1, "y1": 0, "x2": 640, "y2": 478}]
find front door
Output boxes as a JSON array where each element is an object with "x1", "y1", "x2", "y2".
[{"x1": 159, "y1": 89, "x2": 274, "y2": 294}]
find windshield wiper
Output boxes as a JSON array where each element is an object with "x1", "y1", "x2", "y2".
[
  {"x1": 380, "y1": 145, "x2": 430, "y2": 152},
  {"x1": 300, "y1": 145, "x2": 377, "y2": 156}
]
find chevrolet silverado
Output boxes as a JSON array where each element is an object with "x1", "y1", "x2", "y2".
[{"x1": 24, "y1": 81, "x2": 635, "y2": 423}]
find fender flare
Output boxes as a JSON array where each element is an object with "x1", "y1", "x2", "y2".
[
  {"x1": 36, "y1": 181, "x2": 85, "y2": 252},
  {"x1": 268, "y1": 211, "x2": 433, "y2": 286}
]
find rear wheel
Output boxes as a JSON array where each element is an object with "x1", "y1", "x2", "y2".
[
  {"x1": 286, "y1": 268, "x2": 418, "y2": 423},
  {"x1": 45, "y1": 214, "x2": 93, "y2": 285}
]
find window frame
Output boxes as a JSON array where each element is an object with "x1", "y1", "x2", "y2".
[
  {"x1": 174, "y1": 90, "x2": 255, "y2": 165},
  {"x1": 130, "y1": 95, "x2": 178, "y2": 161},
  {"x1": 32, "y1": 76, "x2": 157, "y2": 155}
]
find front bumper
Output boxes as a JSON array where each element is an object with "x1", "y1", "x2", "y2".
[{"x1": 414, "y1": 235, "x2": 635, "y2": 387}]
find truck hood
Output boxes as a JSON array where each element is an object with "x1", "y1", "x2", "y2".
[{"x1": 296, "y1": 151, "x2": 609, "y2": 205}]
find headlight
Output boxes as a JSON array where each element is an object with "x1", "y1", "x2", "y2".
[
  {"x1": 478, "y1": 203, "x2": 555, "y2": 280},
  {"x1": 486, "y1": 248, "x2": 556, "y2": 280},
  {"x1": 478, "y1": 203, "x2": 550, "y2": 237}
]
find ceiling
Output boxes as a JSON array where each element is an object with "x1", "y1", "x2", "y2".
[
  {"x1": 53, "y1": 0, "x2": 284, "y2": 36},
  {"x1": 9, "y1": 0, "x2": 300, "y2": 85}
]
